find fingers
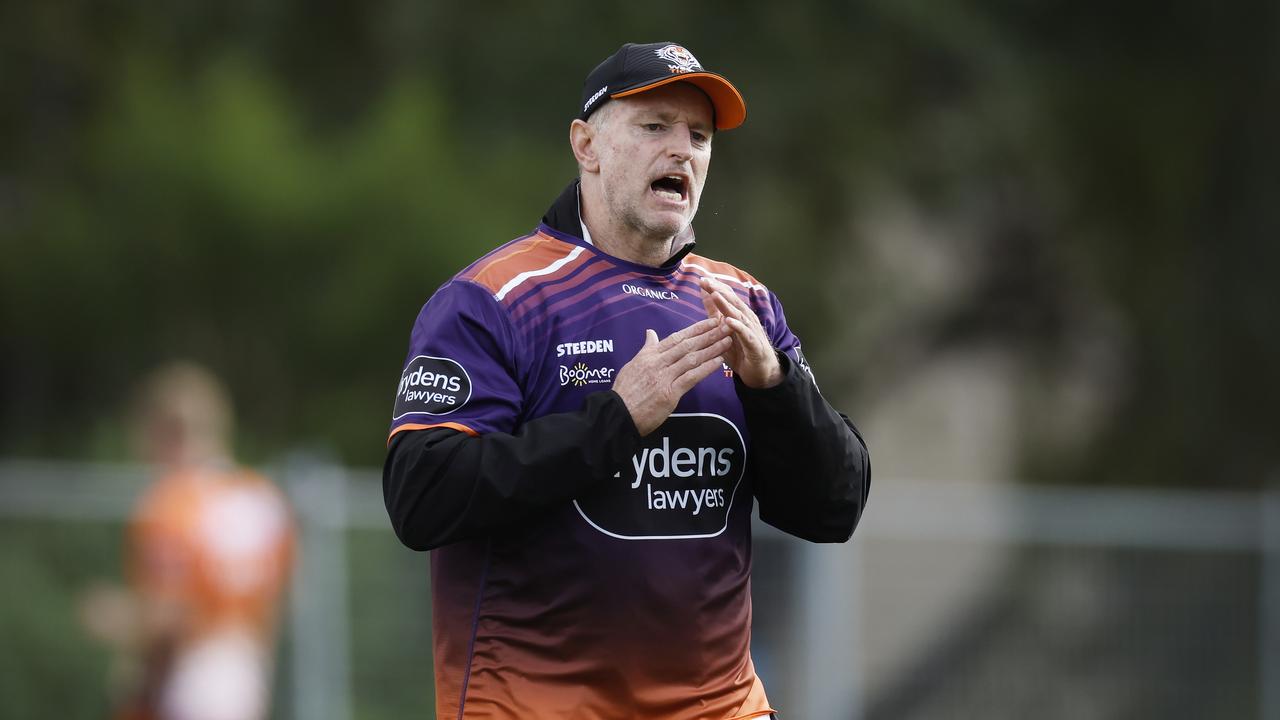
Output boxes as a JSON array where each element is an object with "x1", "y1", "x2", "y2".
[
  {"x1": 674, "y1": 343, "x2": 731, "y2": 391},
  {"x1": 700, "y1": 277, "x2": 758, "y2": 328},
  {"x1": 701, "y1": 279, "x2": 771, "y2": 361},
  {"x1": 682, "y1": 335, "x2": 731, "y2": 371},
  {"x1": 700, "y1": 281, "x2": 722, "y2": 321},
  {"x1": 724, "y1": 316, "x2": 762, "y2": 348},
  {"x1": 644, "y1": 328, "x2": 659, "y2": 348},
  {"x1": 722, "y1": 315, "x2": 746, "y2": 342},
  {"x1": 657, "y1": 318, "x2": 728, "y2": 360},
  {"x1": 660, "y1": 317, "x2": 720, "y2": 347},
  {"x1": 722, "y1": 315, "x2": 783, "y2": 388},
  {"x1": 710, "y1": 291, "x2": 749, "y2": 327}
]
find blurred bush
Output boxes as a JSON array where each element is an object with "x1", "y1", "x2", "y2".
[{"x1": 1, "y1": 3, "x2": 1276, "y2": 474}]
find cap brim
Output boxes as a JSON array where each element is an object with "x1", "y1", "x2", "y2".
[{"x1": 611, "y1": 72, "x2": 747, "y2": 131}]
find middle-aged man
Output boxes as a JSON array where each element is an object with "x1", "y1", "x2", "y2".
[{"x1": 383, "y1": 41, "x2": 870, "y2": 719}]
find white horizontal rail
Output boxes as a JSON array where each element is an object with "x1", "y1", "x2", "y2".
[
  {"x1": 860, "y1": 478, "x2": 1263, "y2": 551},
  {"x1": 0, "y1": 460, "x2": 1267, "y2": 551}
]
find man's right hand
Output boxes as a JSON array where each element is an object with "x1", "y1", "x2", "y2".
[{"x1": 611, "y1": 318, "x2": 732, "y2": 436}]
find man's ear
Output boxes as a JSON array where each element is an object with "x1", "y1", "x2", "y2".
[{"x1": 569, "y1": 119, "x2": 600, "y2": 174}]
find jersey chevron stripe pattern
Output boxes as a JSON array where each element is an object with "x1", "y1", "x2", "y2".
[
  {"x1": 494, "y1": 245, "x2": 586, "y2": 300},
  {"x1": 681, "y1": 259, "x2": 767, "y2": 292}
]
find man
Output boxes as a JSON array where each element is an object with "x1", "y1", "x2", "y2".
[
  {"x1": 384, "y1": 41, "x2": 870, "y2": 719},
  {"x1": 82, "y1": 362, "x2": 295, "y2": 720}
]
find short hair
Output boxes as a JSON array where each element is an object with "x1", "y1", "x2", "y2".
[
  {"x1": 587, "y1": 99, "x2": 619, "y2": 131},
  {"x1": 576, "y1": 101, "x2": 620, "y2": 173}
]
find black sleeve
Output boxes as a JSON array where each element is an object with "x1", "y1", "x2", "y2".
[
  {"x1": 736, "y1": 351, "x2": 871, "y2": 543},
  {"x1": 383, "y1": 390, "x2": 641, "y2": 551}
]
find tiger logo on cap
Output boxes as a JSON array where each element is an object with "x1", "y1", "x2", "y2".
[{"x1": 656, "y1": 44, "x2": 702, "y2": 74}]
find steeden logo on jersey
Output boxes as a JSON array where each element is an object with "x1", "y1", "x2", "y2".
[
  {"x1": 556, "y1": 338, "x2": 615, "y2": 358},
  {"x1": 559, "y1": 361, "x2": 615, "y2": 387}
]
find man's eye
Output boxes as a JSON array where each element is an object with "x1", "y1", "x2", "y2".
[
  {"x1": 644, "y1": 123, "x2": 663, "y2": 131},
  {"x1": 692, "y1": 132, "x2": 708, "y2": 144}
]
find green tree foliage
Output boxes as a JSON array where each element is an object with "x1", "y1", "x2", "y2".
[
  {"x1": 2, "y1": 1, "x2": 1276, "y2": 480},
  {"x1": 2, "y1": 47, "x2": 564, "y2": 464}
]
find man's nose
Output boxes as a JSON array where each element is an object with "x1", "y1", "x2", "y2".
[{"x1": 666, "y1": 124, "x2": 694, "y2": 162}]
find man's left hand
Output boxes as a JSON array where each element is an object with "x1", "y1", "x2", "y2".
[{"x1": 699, "y1": 277, "x2": 783, "y2": 389}]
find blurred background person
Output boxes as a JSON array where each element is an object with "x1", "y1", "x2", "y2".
[{"x1": 82, "y1": 362, "x2": 295, "y2": 720}]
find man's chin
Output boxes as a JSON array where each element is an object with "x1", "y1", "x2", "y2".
[{"x1": 640, "y1": 211, "x2": 692, "y2": 241}]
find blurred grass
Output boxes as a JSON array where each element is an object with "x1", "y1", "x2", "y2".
[{"x1": 0, "y1": 519, "x2": 119, "y2": 718}]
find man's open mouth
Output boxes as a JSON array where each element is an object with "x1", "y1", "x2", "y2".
[{"x1": 650, "y1": 175, "x2": 688, "y2": 202}]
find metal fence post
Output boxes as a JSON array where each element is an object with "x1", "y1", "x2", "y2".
[
  {"x1": 284, "y1": 454, "x2": 353, "y2": 720},
  {"x1": 796, "y1": 538, "x2": 863, "y2": 719},
  {"x1": 1262, "y1": 482, "x2": 1280, "y2": 720}
]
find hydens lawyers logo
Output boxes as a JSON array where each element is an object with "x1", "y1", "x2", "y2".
[
  {"x1": 392, "y1": 355, "x2": 472, "y2": 418},
  {"x1": 574, "y1": 413, "x2": 745, "y2": 540}
]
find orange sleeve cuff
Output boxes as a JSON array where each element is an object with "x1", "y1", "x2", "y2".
[{"x1": 387, "y1": 421, "x2": 479, "y2": 446}]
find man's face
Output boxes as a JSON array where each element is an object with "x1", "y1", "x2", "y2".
[{"x1": 592, "y1": 82, "x2": 714, "y2": 242}]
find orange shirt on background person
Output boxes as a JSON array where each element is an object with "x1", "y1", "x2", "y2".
[{"x1": 127, "y1": 464, "x2": 295, "y2": 720}]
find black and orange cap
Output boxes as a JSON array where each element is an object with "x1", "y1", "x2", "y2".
[{"x1": 579, "y1": 42, "x2": 746, "y2": 131}]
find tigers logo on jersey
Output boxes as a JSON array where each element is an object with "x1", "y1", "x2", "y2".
[{"x1": 656, "y1": 44, "x2": 702, "y2": 74}]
